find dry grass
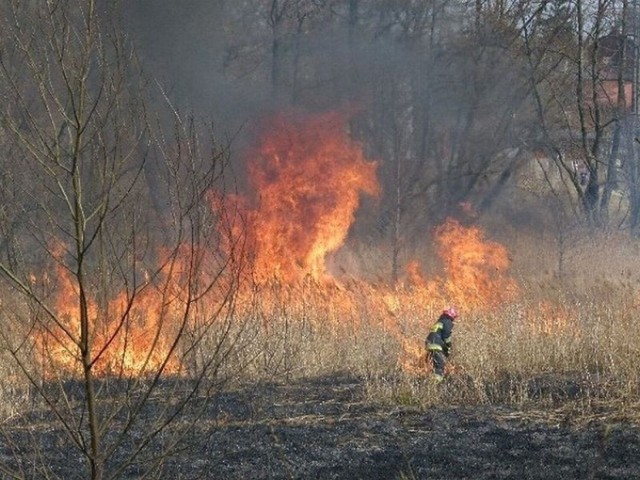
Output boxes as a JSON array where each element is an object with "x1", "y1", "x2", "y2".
[
  {"x1": 207, "y1": 279, "x2": 639, "y2": 426},
  {"x1": 213, "y1": 229, "x2": 640, "y2": 425},
  {"x1": 3, "y1": 289, "x2": 635, "y2": 424},
  {"x1": 0, "y1": 231, "x2": 639, "y2": 427},
  {"x1": 358, "y1": 228, "x2": 640, "y2": 422}
]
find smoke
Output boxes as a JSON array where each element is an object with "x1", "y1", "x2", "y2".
[
  {"x1": 123, "y1": 2, "x2": 261, "y2": 133},
  {"x1": 121, "y1": 1, "x2": 538, "y2": 283},
  {"x1": 122, "y1": 1, "x2": 430, "y2": 136}
]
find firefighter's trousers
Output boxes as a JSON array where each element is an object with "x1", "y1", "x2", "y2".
[{"x1": 427, "y1": 349, "x2": 446, "y2": 379}]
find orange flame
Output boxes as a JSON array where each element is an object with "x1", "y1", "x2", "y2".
[
  {"x1": 388, "y1": 220, "x2": 519, "y2": 373},
  {"x1": 32, "y1": 110, "x2": 528, "y2": 379},
  {"x1": 33, "y1": 245, "x2": 200, "y2": 378},
  {"x1": 435, "y1": 219, "x2": 518, "y2": 309},
  {"x1": 238, "y1": 110, "x2": 380, "y2": 283},
  {"x1": 525, "y1": 300, "x2": 578, "y2": 338},
  {"x1": 402, "y1": 219, "x2": 517, "y2": 311}
]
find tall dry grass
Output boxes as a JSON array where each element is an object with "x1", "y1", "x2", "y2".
[
  {"x1": 221, "y1": 229, "x2": 640, "y2": 421},
  {"x1": 357, "y1": 228, "x2": 640, "y2": 419},
  {"x1": 226, "y1": 284, "x2": 640, "y2": 422},
  {"x1": 0, "y1": 283, "x2": 637, "y2": 420},
  {"x1": 1, "y1": 230, "x2": 639, "y2": 422}
]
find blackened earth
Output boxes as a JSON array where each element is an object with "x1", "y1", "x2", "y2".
[
  {"x1": 3, "y1": 375, "x2": 640, "y2": 479},
  {"x1": 176, "y1": 376, "x2": 640, "y2": 479}
]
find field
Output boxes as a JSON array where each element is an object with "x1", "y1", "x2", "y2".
[
  {"x1": 167, "y1": 375, "x2": 640, "y2": 479},
  {"x1": 1, "y1": 229, "x2": 640, "y2": 479},
  {"x1": 2, "y1": 374, "x2": 639, "y2": 479}
]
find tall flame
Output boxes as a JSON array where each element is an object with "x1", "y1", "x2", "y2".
[
  {"x1": 241, "y1": 110, "x2": 380, "y2": 283},
  {"x1": 31, "y1": 109, "x2": 531, "y2": 379},
  {"x1": 34, "y1": 245, "x2": 194, "y2": 378},
  {"x1": 393, "y1": 219, "x2": 519, "y2": 373},
  {"x1": 436, "y1": 218, "x2": 518, "y2": 308}
]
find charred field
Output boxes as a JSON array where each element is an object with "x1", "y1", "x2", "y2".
[
  {"x1": 193, "y1": 375, "x2": 640, "y2": 480},
  {"x1": 3, "y1": 373, "x2": 639, "y2": 480}
]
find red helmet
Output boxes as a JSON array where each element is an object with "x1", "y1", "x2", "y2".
[{"x1": 443, "y1": 307, "x2": 458, "y2": 320}]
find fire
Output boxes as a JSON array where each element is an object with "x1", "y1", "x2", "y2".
[
  {"x1": 31, "y1": 109, "x2": 528, "y2": 379},
  {"x1": 435, "y1": 219, "x2": 518, "y2": 309},
  {"x1": 401, "y1": 219, "x2": 518, "y2": 313},
  {"x1": 239, "y1": 110, "x2": 380, "y2": 283},
  {"x1": 33, "y1": 245, "x2": 201, "y2": 378},
  {"x1": 387, "y1": 220, "x2": 519, "y2": 374},
  {"x1": 525, "y1": 300, "x2": 578, "y2": 338}
]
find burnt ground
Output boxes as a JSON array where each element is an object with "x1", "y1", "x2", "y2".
[
  {"x1": 3, "y1": 375, "x2": 640, "y2": 479},
  {"x1": 172, "y1": 375, "x2": 640, "y2": 480}
]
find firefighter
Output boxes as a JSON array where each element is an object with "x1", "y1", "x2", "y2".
[{"x1": 425, "y1": 307, "x2": 458, "y2": 382}]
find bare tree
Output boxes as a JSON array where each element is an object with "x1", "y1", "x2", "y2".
[
  {"x1": 523, "y1": 0, "x2": 640, "y2": 228},
  {"x1": 0, "y1": 1, "x2": 245, "y2": 478},
  {"x1": 339, "y1": 0, "x2": 536, "y2": 279}
]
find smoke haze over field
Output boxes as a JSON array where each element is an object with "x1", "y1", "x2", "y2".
[
  {"x1": 124, "y1": 2, "x2": 263, "y2": 133},
  {"x1": 122, "y1": 1, "x2": 424, "y2": 135},
  {"x1": 121, "y1": 0, "x2": 637, "y2": 285},
  {"x1": 120, "y1": 1, "x2": 540, "y2": 282},
  {"x1": 3, "y1": 4, "x2": 640, "y2": 479}
]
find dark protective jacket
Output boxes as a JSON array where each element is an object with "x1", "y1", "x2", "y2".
[{"x1": 425, "y1": 313, "x2": 454, "y2": 356}]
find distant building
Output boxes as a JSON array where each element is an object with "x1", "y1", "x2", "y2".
[
  {"x1": 519, "y1": 31, "x2": 636, "y2": 200},
  {"x1": 594, "y1": 32, "x2": 636, "y2": 111}
]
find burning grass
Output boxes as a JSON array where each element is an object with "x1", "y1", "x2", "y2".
[
  {"x1": 0, "y1": 243, "x2": 639, "y2": 479},
  {"x1": 3, "y1": 275, "x2": 638, "y2": 433},
  {"x1": 360, "y1": 292, "x2": 640, "y2": 422},
  {"x1": 1, "y1": 234, "x2": 639, "y2": 426},
  {"x1": 207, "y1": 276, "x2": 640, "y2": 424},
  {"x1": 1, "y1": 108, "x2": 639, "y2": 435}
]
